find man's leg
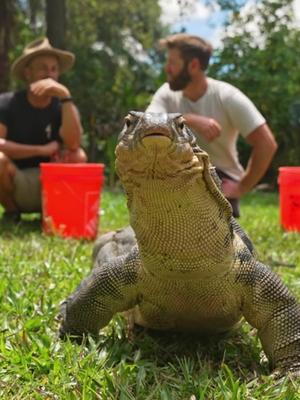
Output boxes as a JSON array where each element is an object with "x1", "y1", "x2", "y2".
[
  {"x1": 14, "y1": 168, "x2": 42, "y2": 213},
  {"x1": 0, "y1": 152, "x2": 19, "y2": 213},
  {"x1": 227, "y1": 198, "x2": 240, "y2": 219},
  {"x1": 215, "y1": 168, "x2": 240, "y2": 218},
  {"x1": 59, "y1": 148, "x2": 87, "y2": 163}
]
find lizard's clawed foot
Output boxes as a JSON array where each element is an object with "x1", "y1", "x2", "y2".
[{"x1": 271, "y1": 362, "x2": 300, "y2": 381}]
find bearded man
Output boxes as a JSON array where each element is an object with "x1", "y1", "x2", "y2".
[{"x1": 147, "y1": 34, "x2": 277, "y2": 217}]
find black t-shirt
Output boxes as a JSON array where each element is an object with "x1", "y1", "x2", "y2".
[{"x1": 0, "y1": 90, "x2": 62, "y2": 169}]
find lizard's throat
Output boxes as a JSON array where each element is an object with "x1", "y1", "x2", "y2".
[
  {"x1": 128, "y1": 183, "x2": 234, "y2": 279},
  {"x1": 116, "y1": 147, "x2": 202, "y2": 187}
]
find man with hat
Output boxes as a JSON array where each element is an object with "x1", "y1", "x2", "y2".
[{"x1": 0, "y1": 37, "x2": 87, "y2": 221}]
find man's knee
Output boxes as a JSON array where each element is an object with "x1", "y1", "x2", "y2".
[
  {"x1": 0, "y1": 152, "x2": 9, "y2": 170},
  {"x1": 0, "y1": 153, "x2": 16, "y2": 194},
  {"x1": 63, "y1": 148, "x2": 87, "y2": 163},
  {"x1": 74, "y1": 148, "x2": 88, "y2": 163},
  {"x1": 0, "y1": 152, "x2": 16, "y2": 177}
]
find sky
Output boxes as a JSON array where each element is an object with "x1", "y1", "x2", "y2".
[
  {"x1": 159, "y1": 0, "x2": 227, "y2": 47},
  {"x1": 159, "y1": 0, "x2": 300, "y2": 48}
]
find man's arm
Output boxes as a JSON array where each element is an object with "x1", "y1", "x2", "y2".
[
  {"x1": 183, "y1": 113, "x2": 221, "y2": 142},
  {"x1": 30, "y1": 79, "x2": 83, "y2": 150},
  {"x1": 222, "y1": 123, "x2": 278, "y2": 198},
  {"x1": 0, "y1": 123, "x2": 59, "y2": 159},
  {"x1": 59, "y1": 101, "x2": 82, "y2": 150},
  {"x1": 146, "y1": 83, "x2": 221, "y2": 141}
]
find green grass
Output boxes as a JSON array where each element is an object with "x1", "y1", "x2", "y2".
[{"x1": 1, "y1": 191, "x2": 300, "y2": 399}]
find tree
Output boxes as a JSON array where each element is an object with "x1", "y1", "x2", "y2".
[
  {"x1": 62, "y1": 0, "x2": 168, "y2": 183},
  {"x1": 0, "y1": 0, "x2": 16, "y2": 92},
  {"x1": 46, "y1": 0, "x2": 66, "y2": 49}
]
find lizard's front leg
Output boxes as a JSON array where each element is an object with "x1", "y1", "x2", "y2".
[
  {"x1": 238, "y1": 256, "x2": 300, "y2": 377},
  {"x1": 59, "y1": 249, "x2": 141, "y2": 339}
]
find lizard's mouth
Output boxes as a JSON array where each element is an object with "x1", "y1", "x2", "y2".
[
  {"x1": 141, "y1": 128, "x2": 172, "y2": 139},
  {"x1": 141, "y1": 130, "x2": 172, "y2": 147},
  {"x1": 141, "y1": 133, "x2": 172, "y2": 148},
  {"x1": 144, "y1": 132, "x2": 165, "y2": 137}
]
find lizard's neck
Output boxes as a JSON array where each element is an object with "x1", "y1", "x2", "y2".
[{"x1": 128, "y1": 179, "x2": 234, "y2": 279}]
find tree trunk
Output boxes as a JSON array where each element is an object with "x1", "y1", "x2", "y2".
[
  {"x1": 28, "y1": 0, "x2": 41, "y2": 34},
  {"x1": 0, "y1": 0, "x2": 15, "y2": 92},
  {"x1": 46, "y1": 0, "x2": 66, "y2": 49}
]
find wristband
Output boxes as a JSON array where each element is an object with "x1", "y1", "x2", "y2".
[{"x1": 60, "y1": 96, "x2": 73, "y2": 103}]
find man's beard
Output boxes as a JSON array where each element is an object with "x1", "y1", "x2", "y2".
[{"x1": 168, "y1": 62, "x2": 192, "y2": 91}]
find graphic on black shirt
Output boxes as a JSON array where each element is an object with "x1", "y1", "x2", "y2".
[{"x1": 0, "y1": 90, "x2": 62, "y2": 169}]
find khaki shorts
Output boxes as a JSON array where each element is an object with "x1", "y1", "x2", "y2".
[{"x1": 13, "y1": 167, "x2": 42, "y2": 212}]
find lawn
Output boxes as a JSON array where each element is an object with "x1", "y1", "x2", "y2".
[{"x1": 1, "y1": 191, "x2": 300, "y2": 399}]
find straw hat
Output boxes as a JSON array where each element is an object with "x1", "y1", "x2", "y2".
[{"x1": 11, "y1": 37, "x2": 75, "y2": 81}]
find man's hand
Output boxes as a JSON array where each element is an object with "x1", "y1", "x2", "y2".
[
  {"x1": 221, "y1": 179, "x2": 246, "y2": 199},
  {"x1": 222, "y1": 123, "x2": 278, "y2": 200},
  {"x1": 53, "y1": 148, "x2": 87, "y2": 163},
  {"x1": 39, "y1": 141, "x2": 60, "y2": 158},
  {"x1": 30, "y1": 78, "x2": 70, "y2": 99},
  {"x1": 184, "y1": 114, "x2": 221, "y2": 142}
]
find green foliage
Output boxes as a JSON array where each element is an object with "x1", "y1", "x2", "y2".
[
  {"x1": 1, "y1": 191, "x2": 300, "y2": 398},
  {"x1": 8, "y1": 0, "x2": 170, "y2": 181},
  {"x1": 210, "y1": 0, "x2": 300, "y2": 180},
  {"x1": 61, "y1": 0, "x2": 169, "y2": 179}
]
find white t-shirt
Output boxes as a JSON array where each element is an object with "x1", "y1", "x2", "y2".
[{"x1": 146, "y1": 78, "x2": 266, "y2": 180}]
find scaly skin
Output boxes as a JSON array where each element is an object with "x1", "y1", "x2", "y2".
[{"x1": 59, "y1": 111, "x2": 300, "y2": 376}]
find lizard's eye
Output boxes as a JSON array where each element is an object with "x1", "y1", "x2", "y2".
[
  {"x1": 124, "y1": 115, "x2": 132, "y2": 128},
  {"x1": 177, "y1": 117, "x2": 185, "y2": 130}
]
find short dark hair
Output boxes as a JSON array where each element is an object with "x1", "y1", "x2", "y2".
[{"x1": 159, "y1": 33, "x2": 213, "y2": 70}]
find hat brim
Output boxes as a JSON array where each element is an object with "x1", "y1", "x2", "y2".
[{"x1": 11, "y1": 48, "x2": 75, "y2": 81}]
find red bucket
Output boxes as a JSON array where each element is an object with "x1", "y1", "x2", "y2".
[
  {"x1": 278, "y1": 167, "x2": 300, "y2": 233},
  {"x1": 40, "y1": 163, "x2": 105, "y2": 239}
]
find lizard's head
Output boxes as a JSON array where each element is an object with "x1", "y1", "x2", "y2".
[
  {"x1": 115, "y1": 111, "x2": 207, "y2": 184},
  {"x1": 118, "y1": 111, "x2": 193, "y2": 147}
]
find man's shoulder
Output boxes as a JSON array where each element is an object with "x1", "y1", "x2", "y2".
[
  {"x1": 207, "y1": 78, "x2": 249, "y2": 104},
  {"x1": 157, "y1": 82, "x2": 175, "y2": 94},
  {"x1": 0, "y1": 90, "x2": 26, "y2": 107},
  {"x1": 0, "y1": 91, "x2": 14, "y2": 104},
  {"x1": 207, "y1": 77, "x2": 238, "y2": 94}
]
